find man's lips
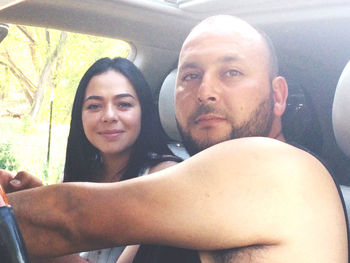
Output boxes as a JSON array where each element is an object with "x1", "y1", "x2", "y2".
[{"x1": 194, "y1": 114, "x2": 226, "y2": 125}]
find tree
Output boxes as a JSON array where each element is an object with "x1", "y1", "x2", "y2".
[
  {"x1": 30, "y1": 30, "x2": 67, "y2": 120},
  {"x1": 0, "y1": 24, "x2": 130, "y2": 123},
  {"x1": 0, "y1": 26, "x2": 67, "y2": 120}
]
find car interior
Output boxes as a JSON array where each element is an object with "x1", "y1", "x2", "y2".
[
  {"x1": 333, "y1": 61, "x2": 350, "y2": 219},
  {"x1": 0, "y1": 23, "x2": 7, "y2": 43},
  {"x1": 1, "y1": 0, "x2": 350, "y2": 245}
]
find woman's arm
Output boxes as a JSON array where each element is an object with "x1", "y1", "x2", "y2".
[
  {"x1": 116, "y1": 160, "x2": 179, "y2": 263},
  {"x1": 116, "y1": 245, "x2": 139, "y2": 263}
]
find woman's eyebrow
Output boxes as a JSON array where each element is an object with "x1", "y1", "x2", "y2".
[
  {"x1": 84, "y1": 93, "x2": 136, "y2": 102},
  {"x1": 84, "y1": 95, "x2": 103, "y2": 102},
  {"x1": 114, "y1": 93, "x2": 136, "y2": 99}
]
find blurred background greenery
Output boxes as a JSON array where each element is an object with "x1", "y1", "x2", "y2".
[{"x1": 0, "y1": 24, "x2": 130, "y2": 184}]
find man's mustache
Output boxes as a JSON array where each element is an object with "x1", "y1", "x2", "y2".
[{"x1": 188, "y1": 105, "x2": 227, "y2": 123}]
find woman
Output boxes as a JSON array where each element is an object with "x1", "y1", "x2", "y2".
[
  {"x1": 64, "y1": 57, "x2": 177, "y2": 183},
  {"x1": 65, "y1": 57, "x2": 180, "y2": 262},
  {"x1": 3, "y1": 57, "x2": 180, "y2": 263}
]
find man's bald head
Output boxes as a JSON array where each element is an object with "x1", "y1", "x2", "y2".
[{"x1": 182, "y1": 15, "x2": 279, "y2": 79}]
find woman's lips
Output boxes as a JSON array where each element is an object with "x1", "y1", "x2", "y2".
[{"x1": 99, "y1": 129, "x2": 124, "y2": 140}]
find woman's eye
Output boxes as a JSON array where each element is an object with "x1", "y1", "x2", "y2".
[
  {"x1": 87, "y1": 104, "x2": 100, "y2": 110},
  {"x1": 118, "y1": 102, "x2": 132, "y2": 108}
]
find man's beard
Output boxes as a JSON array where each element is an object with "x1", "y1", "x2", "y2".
[{"x1": 177, "y1": 93, "x2": 274, "y2": 156}]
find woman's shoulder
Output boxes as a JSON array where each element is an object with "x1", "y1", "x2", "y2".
[
  {"x1": 148, "y1": 160, "x2": 178, "y2": 174},
  {"x1": 141, "y1": 152, "x2": 182, "y2": 175},
  {"x1": 146, "y1": 152, "x2": 182, "y2": 164}
]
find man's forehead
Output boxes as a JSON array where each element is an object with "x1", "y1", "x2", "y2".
[
  {"x1": 180, "y1": 20, "x2": 264, "y2": 58},
  {"x1": 183, "y1": 16, "x2": 261, "y2": 46},
  {"x1": 178, "y1": 17, "x2": 269, "y2": 69},
  {"x1": 179, "y1": 32, "x2": 264, "y2": 67}
]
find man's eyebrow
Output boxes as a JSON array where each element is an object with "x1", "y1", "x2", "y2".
[
  {"x1": 84, "y1": 93, "x2": 136, "y2": 102},
  {"x1": 216, "y1": 55, "x2": 241, "y2": 64},
  {"x1": 178, "y1": 55, "x2": 241, "y2": 72},
  {"x1": 178, "y1": 62, "x2": 199, "y2": 72}
]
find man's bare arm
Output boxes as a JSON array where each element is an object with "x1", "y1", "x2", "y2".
[{"x1": 7, "y1": 137, "x2": 348, "y2": 261}]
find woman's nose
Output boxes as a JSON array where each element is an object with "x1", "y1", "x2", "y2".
[{"x1": 101, "y1": 105, "x2": 118, "y2": 122}]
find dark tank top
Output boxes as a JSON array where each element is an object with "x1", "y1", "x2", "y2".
[{"x1": 133, "y1": 245, "x2": 200, "y2": 263}]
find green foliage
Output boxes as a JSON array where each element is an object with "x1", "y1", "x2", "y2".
[
  {"x1": 20, "y1": 115, "x2": 35, "y2": 134},
  {"x1": 0, "y1": 142, "x2": 19, "y2": 171},
  {"x1": 0, "y1": 117, "x2": 68, "y2": 184}
]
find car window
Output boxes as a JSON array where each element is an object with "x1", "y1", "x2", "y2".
[{"x1": 0, "y1": 24, "x2": 131, "y2": 184}]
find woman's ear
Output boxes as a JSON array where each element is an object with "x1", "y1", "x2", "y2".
[{"x1": 272, "y1": 76, "x2": 288, "y2": 117}]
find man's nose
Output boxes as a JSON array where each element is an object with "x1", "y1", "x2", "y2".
[
  {"x1": 197, "y1": 73, "x2": 219, "y2": 104},
  {"x1": 102, "y1": 105, "x2": 118, "y2": 122}
]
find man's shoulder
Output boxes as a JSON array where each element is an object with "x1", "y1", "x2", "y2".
[
  {"x1": 197, "y1": 137, "x2": 326, "y2": 178},
  {"x1": 189, "y1": 137, "x2": 347, "y2": 262}
]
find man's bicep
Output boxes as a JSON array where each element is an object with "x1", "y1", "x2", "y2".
[{"x1": 119, "y1": 138, "x2": 346, "y2": 256}]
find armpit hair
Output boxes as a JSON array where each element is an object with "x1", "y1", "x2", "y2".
[{"x1": 209, "y1": 244, "x2": 267, "y2": 263}]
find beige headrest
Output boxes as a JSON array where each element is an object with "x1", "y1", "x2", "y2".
[
  {"x1": 158, "y1": 69, "x2": 182, "y2": 141},
  {"x1": 332, "y1": 61, "x2": 350, "y2": 157}
]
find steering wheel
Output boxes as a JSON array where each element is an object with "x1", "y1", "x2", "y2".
[{"x1": 0, "y1": 186, "x2": 30, "y2": 262}]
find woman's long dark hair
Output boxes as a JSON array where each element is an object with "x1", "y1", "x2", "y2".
[{"x1": 63, "y1": 57, "x2": 174, "y2": 182}]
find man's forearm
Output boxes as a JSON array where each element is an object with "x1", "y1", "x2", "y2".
[
  {"x1": 8, "y1": 183, "x2": 83, "y2": 258},
  {"x1": 7, "y1": 181, "x2": 141, "y2": 258},
  {"x1": 4, "y1": 138, "x2": 347, "y2": 261}
]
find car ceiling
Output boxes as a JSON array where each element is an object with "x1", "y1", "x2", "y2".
[
  {"x1": 1, "y1": 0, "x2": 349, "y2": 90},
  {"x1": 1, "y1": 0, "x2": 350, "y2": 183}
]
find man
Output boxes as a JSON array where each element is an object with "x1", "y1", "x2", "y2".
[
  {"x1": 1, "y1": 15, "x2": 348, "y2": 262},
  {"x1": 128, "y1": 15, "x2": 348, "y2": 262},
  {"x1": 175, "y1": 15, "x2": 285, "y2": 155}
]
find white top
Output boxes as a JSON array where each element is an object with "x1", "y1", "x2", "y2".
[
  {"x1": 80, "y1": 246, "x2": 125, "y2": 263},
  {"x1": 78, "y1": 164, "x2": 152, "y2": 263}
]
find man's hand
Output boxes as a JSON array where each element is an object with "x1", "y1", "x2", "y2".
[{"x1": 0, "y1": 169, "x2": 42, "y2": 193}]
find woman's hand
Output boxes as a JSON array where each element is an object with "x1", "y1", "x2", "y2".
[
  {"x1": 0, "y1": 169, "x2": 43, "y2": 193},
  {"x1": 0, "y1": 169, "x2": 14, "y2": 192}
]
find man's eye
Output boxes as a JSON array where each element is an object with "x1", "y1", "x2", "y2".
[
  {"x1": 182, "y1": 73, "x2": 199, "y2": 81},
  {"x1": 224, "y1": 69, "x2": 242, "y2": 77}
]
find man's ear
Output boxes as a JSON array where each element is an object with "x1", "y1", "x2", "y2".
[{"x1": 272, "y1": 76, "x2": 288, "y2": 117}]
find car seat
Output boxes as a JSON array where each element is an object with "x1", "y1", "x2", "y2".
[
  {"x1": 332, "y1": 61, "x2": 350, "y2": 221},
  {"x1": 159, "y1": 69, "x2": 189, "y2": 160}
]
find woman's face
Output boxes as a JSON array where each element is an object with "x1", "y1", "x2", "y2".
[{"x1": 82, "y1": 70, "x2": 142, "y2": 158}]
